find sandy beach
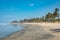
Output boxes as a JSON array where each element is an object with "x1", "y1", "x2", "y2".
[
  {"x1": 23, "y1": 23, "x2": 60, "y2": 31},
  {"x1": 1, "y1": 23, "x2": 60, "y2": 40}
]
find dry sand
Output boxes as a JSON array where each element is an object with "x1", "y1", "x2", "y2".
[{"x1": 1, "y1": 23, "x2": 60, "y2": 40}]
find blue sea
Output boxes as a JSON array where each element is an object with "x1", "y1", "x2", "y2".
[{"x1": 0, "y1": 23, "x2": 24, "y2": 38}]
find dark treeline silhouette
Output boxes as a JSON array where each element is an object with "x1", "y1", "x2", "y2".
[{"x1": 11, "y1": 8, "x2": 60, "y2": 23}]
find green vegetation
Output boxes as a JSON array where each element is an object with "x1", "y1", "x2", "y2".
[
  {"x1": 11, "y1": 21, "x2": 18, "y2": 23},
  {"x1": 12, "y1": 8, "x2": 60, "y2": 23}
]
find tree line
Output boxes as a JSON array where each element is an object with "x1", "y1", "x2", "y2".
[{"x1": 11, "y1": 8, "x2": 60, "y2": 23}]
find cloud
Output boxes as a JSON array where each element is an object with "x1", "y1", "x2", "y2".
[{"x1": 29, "y1": 3, "x2": 35, "y2": 7}]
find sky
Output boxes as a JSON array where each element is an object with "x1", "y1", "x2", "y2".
[{"x1": 0, "y1": 0, "x2": 60, "y2": 23}]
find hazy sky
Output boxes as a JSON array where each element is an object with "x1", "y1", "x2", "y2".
[{"x1": 0, "y1": 0, "x2": 60, "y2": 23}]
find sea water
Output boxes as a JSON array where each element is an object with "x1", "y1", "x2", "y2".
[{"x1": 0, "y1": 23, "x2": 24, "y2": 38}]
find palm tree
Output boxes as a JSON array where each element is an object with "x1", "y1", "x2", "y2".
[
  {"x1": 41, "y1": 17, "x2": 44, "y2": 22},
  {"x1": 45, "y1": 12, "x2": 53, "y2": 22},
  {"x1": 45, "y1": 14, "x2": 49, "y2": 21},
  {"x1": 53, "y1": 8, "x2": 59, "y2": 20}
]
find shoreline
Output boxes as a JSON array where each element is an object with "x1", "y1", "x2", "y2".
[{"x1": 1, "y1": 23, "x2": 60, "y2": 40}]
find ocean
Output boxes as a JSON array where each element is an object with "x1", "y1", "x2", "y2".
[{"x1": 0, "y1": 23, "x2": 24, "y2": 38}]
